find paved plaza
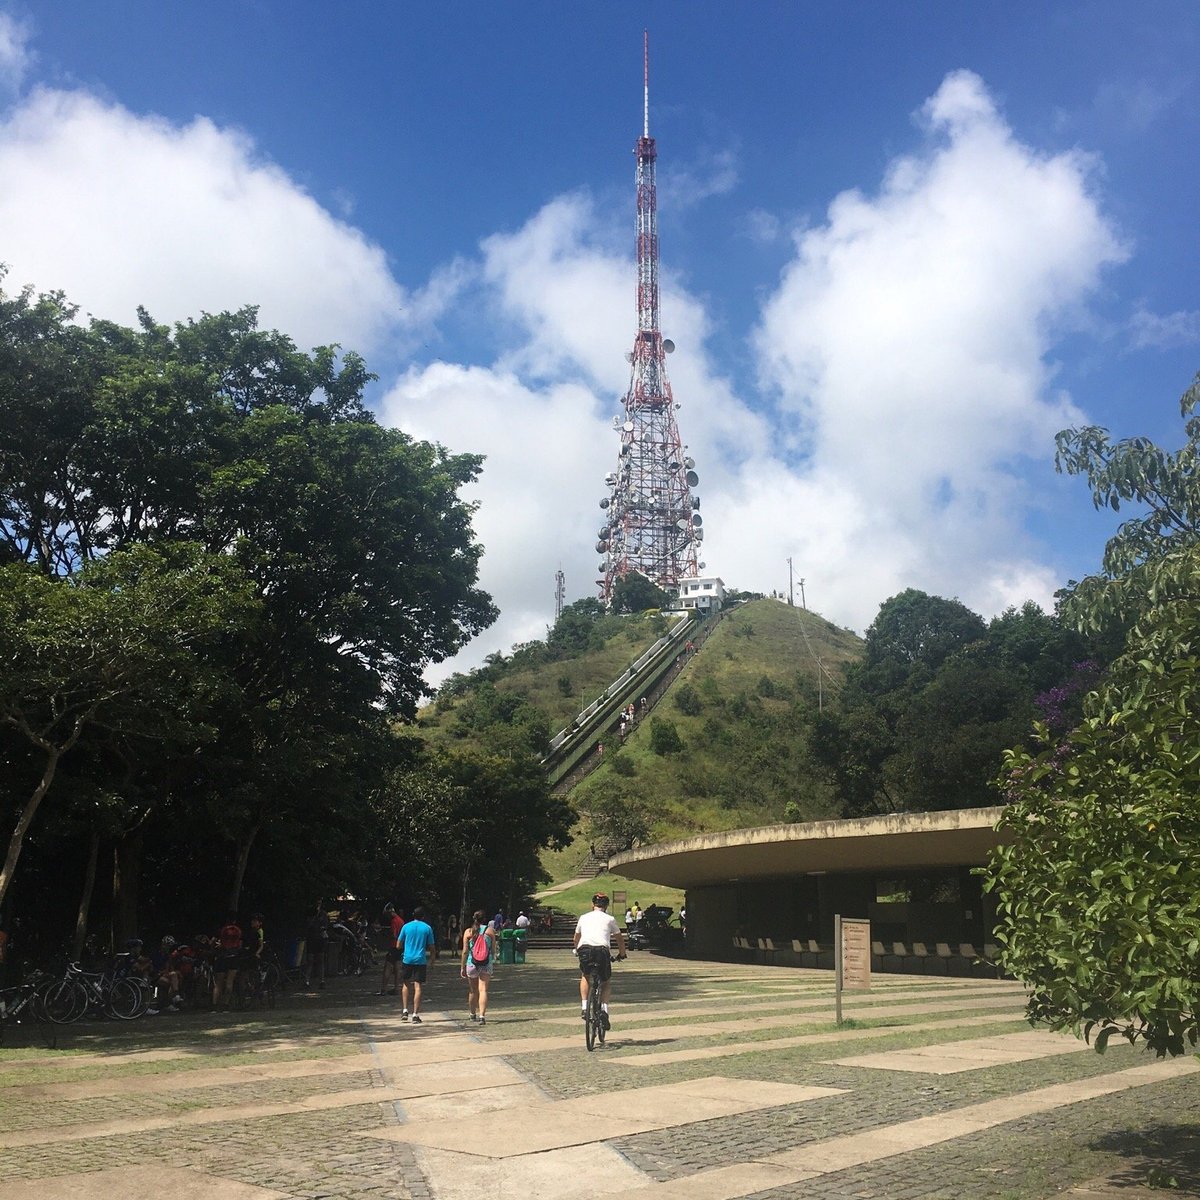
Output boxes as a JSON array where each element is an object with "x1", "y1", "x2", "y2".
[{"x1": 1, "y1": 951, "x2": 1197, "y2": 1199}]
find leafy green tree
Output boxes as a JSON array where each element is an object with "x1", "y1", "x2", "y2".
[
  {"x1": 581, "y1": 780, "x2": 653, "y2": 850},
  {"x1": 0, "y1": 545, "x2": 255, "y2": 910},
  {"x1": 986, "y1": 376, "x2": 1200, "y2": 1056},
  {"x1": 610, "y1": 572, "x2": 670, "y2": 614},
  {"x1": 0, "y1": 279, "x2": 497, "y2": 938}
]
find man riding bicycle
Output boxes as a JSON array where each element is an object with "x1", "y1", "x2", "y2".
[{"x1": 573, "y1": 892, "x2": 627, "y2": 1030}]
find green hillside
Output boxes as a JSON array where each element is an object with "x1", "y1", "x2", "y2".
[
  {"x1": 570, "y1": 600, "x2": 864, "y2": 843},
  {"x1": 417, "y1": 606, "x2": 670, "y2": 750}
]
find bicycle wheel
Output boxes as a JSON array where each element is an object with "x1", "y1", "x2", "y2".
[
  {"x1": 585, "y1": 974, "x2": 601, "y2": 1052},
  {"x1": 42, "y1": 978, "x2": 86, "y2": 1024},
  {"x1": 106, "y1": 977, "x2": 149, "y2": 1020}
]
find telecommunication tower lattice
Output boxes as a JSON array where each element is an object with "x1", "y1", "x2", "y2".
[{"x1": 596, "y1": 32, "x2": 702, "y2": 604}]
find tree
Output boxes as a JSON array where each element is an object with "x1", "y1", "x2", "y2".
[
  {"x1": 610, "y1": 572, "x2": 670, "y2": 614},
  {"x1": 0, "y1": 544, "x2": 255, "y2": 911},
  {"x1": 986, "y1": 543, "x2": 1200, "y2": 1057},
  {"x1": 985, "y1": 375, "x2": 1200, "y2": 1056},
  {"x1": 0, "y1": 278, "x2": 497, "y2": 939}
]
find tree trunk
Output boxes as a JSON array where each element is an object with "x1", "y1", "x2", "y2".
[
  {"x1": 227, "y1": 822, "x2": 261, "y2": 912},
  {"x1": 459, "y1": 859, "x2": 472, "y2": 930},
  {"x1": 112, "y1": 829, "x2": 143, "y2": 945},
  {"x1": 0, "y1": 747, "x2": 61, "y2": 911},
  {"x1": 72, "y1": 828, "x2": 102, "y2": 959}
]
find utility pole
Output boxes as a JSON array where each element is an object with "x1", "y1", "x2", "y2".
[
  {"x1": 799, "y1": 578, "x2": 807, "y2": 610},
  {"x1": 787, "y1": 557, "x2": 794, "y2": 606}
]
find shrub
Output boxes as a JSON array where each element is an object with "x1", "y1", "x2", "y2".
[
  {"x1": 556, "y1": 675, "x2": 574, "y2": 697},
  {"x1": 674, "y1": 683, "x2": 703, "y2": 716},
  {"x1": 610, "y1": 754, "x2": 635, "y2": 777},
  {"x1": 650, "y1": 716, "x2": 684, "y2": 756}
]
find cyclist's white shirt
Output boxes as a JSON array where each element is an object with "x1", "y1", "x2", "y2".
[{"x1": 575, "y1": 910, "x2": 619, "y2": 947}]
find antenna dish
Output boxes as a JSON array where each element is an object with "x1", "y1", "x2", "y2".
[
  {"x1": 675, "y1": 518, "x2": 689, "y2": 530},
  {"x1": 596, "y1": 540, "x2": 608, "y2": 553},
  {"x1": 623, "y1": 421, "x2": 634, "y2": 432},
  {"x1": 685, "y1": 470, "x2": 699, "y2": 487},
  {"x1": 684, "y1": 457, "x2": 695, "y2": 469},
  {"x1": 698, "y1": 561, "x2": 706, "y2": 569},
  {"x1": 624, "y1": 351, "x2": 634, "y2": 364},
  {"x1": 662, "y1": 338, "x2": 675, "y2": 353},
  {"x1": 599, "y1": 498, "x2": 609, "y2": 509},
  {"x1": 691, "y1": 513, "x2": 703, "y2": 526}
]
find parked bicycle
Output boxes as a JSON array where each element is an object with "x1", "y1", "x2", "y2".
[{"x1": 0, "y1": 971, "x2": 57, "y2": 1047}]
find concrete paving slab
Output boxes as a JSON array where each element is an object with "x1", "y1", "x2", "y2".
[
  {"x1": 415, "y1": 1143, "x2": 648, "y2": 1200},
  {"x1": 402, "y1": 1081, "x2": 547, "y2": 1121},
  {"x1": 0, "y1": 1165, "x2": 287, "y2": 1199},
  {"x1": 826, "y1": 1028, "x2": 1091, "y2": 1074}
]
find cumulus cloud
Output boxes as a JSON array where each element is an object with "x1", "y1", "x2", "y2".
[
  {"x1": 0, "y1": 11, "x2": 31, "y2": 95},
  {"x1": 749, "y1": 69, "x2": 1125, "y2": 626},
  {"x1": 0, "y1": 87, "x2": 405, "y2": 351}
]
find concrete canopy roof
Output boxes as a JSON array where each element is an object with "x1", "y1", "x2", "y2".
[{"x1": 608, "y1": 807, "x2": 1008, "y2": 888}]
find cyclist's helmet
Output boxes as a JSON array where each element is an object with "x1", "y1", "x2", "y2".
[
  {"x1": 161, "y1": 935, "x2": 176, "y2": 948},
  {"x1": 592, "y1": 892, "x2": 610, "y2": 909}
]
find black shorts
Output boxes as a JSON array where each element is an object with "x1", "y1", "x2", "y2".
[
  {"x1": 386, "y1": 947, "x2": 402, "y2": 963},
  {"x1": 577, "y1": 945, "x2": 612, "y2": 982},
  {"x1": 401, "y1": 963, "x2": 426, "y2": 983}
]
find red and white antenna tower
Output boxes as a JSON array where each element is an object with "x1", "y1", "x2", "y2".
[{"x1": 597, "y1": 32, "x2": 702, "y2": 604}]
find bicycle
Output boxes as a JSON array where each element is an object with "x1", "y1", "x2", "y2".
[
  {"x1": 580, "y1": 951, "x2": 618, "y2": 1052},
  {"x1": 0, "y1": 974, "x2": 57, "y2": 1047}
]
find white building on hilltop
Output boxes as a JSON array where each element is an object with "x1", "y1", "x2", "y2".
[{"x1": 678, "y1": 575, "x2": 725, "y2": 612}]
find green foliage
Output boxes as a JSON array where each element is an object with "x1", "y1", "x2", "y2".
[
  {"x1": 987, "y1": 382, "x2": 1200, "y2": 1056},
  {"x1": 811, "y1": 589, "x2": 1097, "y2": 816},
  {"x1": 580, "y1": 780, "x2": 653, "y2": 849},
  {"x1": 556, "y1": 675, "x2": 574, "y2": 697},
  {"x1": 0, "y1": 276, "x2": 497, "y2": 940},
  {"x1": 610, "y1": 754, "x2": 636, "y2": 777},
  {"x1": 986, "y1": 545, "x2": 1200, "y2": 1056},
  {"x1": 649, "y1": 716, "x2": 684, "y2": 756},
  {"x1": 610, "y1": 572, "x2": 670, "y2": 615},
  {"x1": 673, "y1": 683, "x2": 703, "y2": 716}
]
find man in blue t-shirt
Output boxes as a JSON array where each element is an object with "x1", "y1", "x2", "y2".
[{"x1": 397, "y1": 906, "x2": 437, "y2": 1024}]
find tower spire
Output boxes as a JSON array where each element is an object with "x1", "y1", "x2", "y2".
[
  {"x1": 597, "y1": 35, "x2": 703, "y2": 604},
  {"x1": 643, "y1": 28, "x2": 650, "y2": 139}
]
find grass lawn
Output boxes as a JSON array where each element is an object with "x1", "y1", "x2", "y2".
[{"x1": 540, "y1": 873, "x2": 685, "y2": 918}]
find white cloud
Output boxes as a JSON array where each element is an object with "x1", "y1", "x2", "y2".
[
  {"x1": 0, "y1": 12, "x2": 32, "y2": 95},
  {"x1": 749, "y1": 69, "x2": 1125, "y2": 629},
  {"x1": 379, "y1": 361, "x2": 615, "y2": 672},
  {"x1": 0, "y1": 87, "x2": 405, "y2": 352},
  {"x1": 1129, "y1": 305, "x2": 1200, "y2": 350}
]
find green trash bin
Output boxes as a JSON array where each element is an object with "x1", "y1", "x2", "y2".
[
  {"x1": 499, "y1": 928, "x2": 516, "y2": 965},
  {"x1": 513, "y1": 932, "x2": 527, "y2": 964}
]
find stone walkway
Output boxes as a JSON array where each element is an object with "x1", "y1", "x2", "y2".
[{"x1": 0, "y1": 952, "x2": 1196, "y2": 1198}]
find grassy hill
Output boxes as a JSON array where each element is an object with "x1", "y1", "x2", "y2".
[
  {"x1": 417, "y1": 608, "x2": 670, "y2": 750},
  {"x1": 569, "y1": 600, "x2": 863, "y2": 844},
  {"x1": 415, "y1": 597, "x2": 864, "y2": 890}
]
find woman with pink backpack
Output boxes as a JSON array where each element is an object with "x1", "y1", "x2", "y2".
[{"x1": 460, "y1": 910, "x2": 496, "y2": 1026}]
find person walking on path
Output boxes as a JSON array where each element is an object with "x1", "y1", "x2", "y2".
[
  {"x1": 460, "y1": 909, "x2": 496, "y2": 1026},
  {"x1": 397, "y1": 905, "x2": 437, "y2": 1023}
]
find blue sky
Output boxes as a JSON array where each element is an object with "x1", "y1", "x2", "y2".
[{"x1": 2, "y1": 3, "x2": 1198, "y2": 677}]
